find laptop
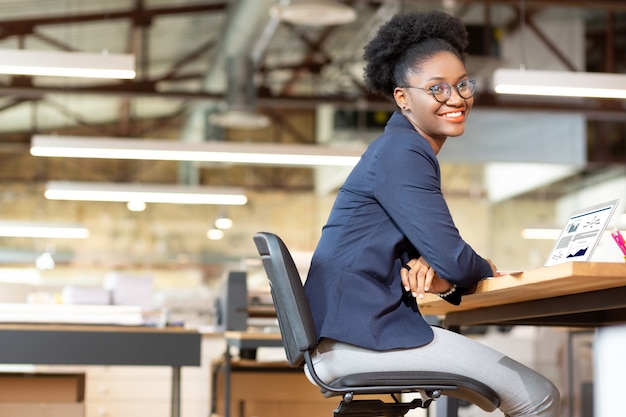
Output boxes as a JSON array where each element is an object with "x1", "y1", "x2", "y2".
[{"x1": 544, "y1": 199, "x2": 620, "y2": 267}]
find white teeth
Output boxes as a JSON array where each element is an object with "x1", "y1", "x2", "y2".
[{"x1": 442, "y1": 111, "x2": 462, "y2": 118}]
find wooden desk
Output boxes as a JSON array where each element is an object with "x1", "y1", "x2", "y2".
[
  {"x1": 224, "y1": 330, "x2": 283, "y2": 349},
  {"x1": 418, "y1": 261, "x2": 626, "y2": 417},
  {"x1": 0, "y1": 324, "x2": 201, "y2": 417},
  {"x1": 220, "y1": 331, "x2": 283, "y2": 417},
  {"x1": 418, "y1": 262, "x2": 626, "y2": 328}
]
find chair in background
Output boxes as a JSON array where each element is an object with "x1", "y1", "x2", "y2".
[{"x1": 253, "y1": 231, "x2": 500, "y2": 417}]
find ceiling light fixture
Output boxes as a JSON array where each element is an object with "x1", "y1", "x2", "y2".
[
  {"x1": 0, "y1": 49, "x2": 136, "y2": 79},
  {"x1": 493, "y1": 68, "x2": 626, "y2": 99},
  {"x1": 270, "y1": 1, "x2": 357, "y2": 26},
  {"x1": 44, "y1": 181, "x2": 248, "y2": 206},
  {"x1": 207, "y1": 229, "x2": 224, "y2": 240},
  {"x1": 0, "y1": 221, "x2": 90, "y2": 239},
  {"x1": 31, "y1": 136, "x2": 363, "y2": 167},
  {"x1": 214, "y1": 215, "x2": 233, "y2": 230},
  {"x1": 208, "y1": 110, "x2": 270, "y2": 130}
]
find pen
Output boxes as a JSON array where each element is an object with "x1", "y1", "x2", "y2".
[{"x1": 610, "y1": 229, "x2": 626, "y2": 256}]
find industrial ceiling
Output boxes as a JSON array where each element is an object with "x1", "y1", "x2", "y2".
[
  {"x1": 0, "y1": 0, "x2": 624, "y2": 182},
  {"x1": 0, "y1": 0, "x2": 624, "y2": 271}
]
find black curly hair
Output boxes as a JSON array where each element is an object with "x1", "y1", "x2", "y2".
[{"x1": 363, "y1": 10, "x2": 469, "y2": 100}]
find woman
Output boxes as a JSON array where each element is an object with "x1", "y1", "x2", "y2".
[{"x1": 304, "y1": 10, "x2": 560, "y2": 416}]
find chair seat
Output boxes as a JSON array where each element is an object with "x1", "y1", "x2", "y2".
[
  {"x1": 253, "y1": 232, "x2": 502, "y2": 416},
  {"x1": 321, "y1": 371, "x2": 499, "y2": 412}
]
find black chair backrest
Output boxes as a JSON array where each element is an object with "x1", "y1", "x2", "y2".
[{"x1": 253, "y1": 232, "x2": 319, "y2": 366}]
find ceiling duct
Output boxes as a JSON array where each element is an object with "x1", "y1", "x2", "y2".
[
  {"x1": 208, "y1": 56, "x2": 270, "y2": 129},
  {"x1": 179, "y1": 0, "x2": 276, "y2": 184}
]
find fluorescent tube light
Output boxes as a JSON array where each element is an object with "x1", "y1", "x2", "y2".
[
  {"x1": 45, "y1": 181, "x2": 248, "y2": 206},
  {"x1": 31, "y1": 136, "x2": 363, "y2": 167},
  {"x1": 0, "y1": 49, "x2": 135, "y2": 79},
  {"x1": 0, "y1": 221, "x2": 89, "y2": 239},
  {"x1": 493, "y1": 68, "x2": 626, "y2": 99}
]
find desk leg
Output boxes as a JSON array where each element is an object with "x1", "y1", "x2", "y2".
[
  {"x1": 595, "y1": 325, "x2": 626, "y2": 417},
  {"x1": 436, "y1": 397, "x2": 460, "y2": 417},
  {"x1": 172, "y1": 366, "x2": 181, "y2": 417},
  {"x1": 224, "y1": 347, "x2": 232, "y2": 417}
]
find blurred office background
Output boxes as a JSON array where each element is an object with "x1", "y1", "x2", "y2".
[{"x1": 0, "y1": 1, "x2": 624, "y2": 416}]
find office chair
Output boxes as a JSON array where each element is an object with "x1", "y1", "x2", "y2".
[{"x1": 253, "y1": 232, "x2": 500, "y2": 417}]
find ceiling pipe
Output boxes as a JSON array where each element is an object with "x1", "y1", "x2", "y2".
[
  {"x1": 178, "y1": 0, "x2": 277, "y2": 185},
  {"x1": 207, "y1": 0, "x2": 285, "y2": 129},
  {"x1": 207, "y1": 56, "x2": 270, "y2": 129}
]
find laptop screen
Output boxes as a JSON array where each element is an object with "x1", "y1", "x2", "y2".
[{"x1": 545, "y1": 199, "x2": 620, "y2": 267}]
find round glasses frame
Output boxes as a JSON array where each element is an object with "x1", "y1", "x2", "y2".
[{"x1": 403, "y1": 79, "x2": 476, "y2": 103}]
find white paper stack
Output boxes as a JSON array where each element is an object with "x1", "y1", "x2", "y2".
[
  {"x1": 0, "y1": 303, "x2": 143, "y2": 325},
  {"x1": 103, "y1": 273, "x2": 154, "y2": 310},
  {"x1": 62, "y1": 286, "x2": 110, "y2": 306}
]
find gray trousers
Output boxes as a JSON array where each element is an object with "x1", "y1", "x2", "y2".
[{"x1": 306, "y1": 327, "x2": 560, "y2": 416}]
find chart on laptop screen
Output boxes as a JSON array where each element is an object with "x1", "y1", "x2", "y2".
[{"x1": 544, "y1": 199, "x2": 620, "y2": 267}]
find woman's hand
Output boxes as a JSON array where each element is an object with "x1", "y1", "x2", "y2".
[
  {"x1": 400, "y1": 257, "x2": 454, "y2": 299},
  {"x1": 486, "y1": 258, "x2": 504, "y2": 277}
]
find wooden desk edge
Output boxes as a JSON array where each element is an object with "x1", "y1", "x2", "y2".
[
  {"x1": 0, "y1": 323, "x2": 199, "y2": 334},
  {"x1": 418, "y1": 261, "x2": 626, "y2": 316},
  {"x1": 224, "y1": 330, "x2": 283, "y2": 341}
]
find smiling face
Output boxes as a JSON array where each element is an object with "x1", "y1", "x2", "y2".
[{"x1": 393, "y1": 51, "x2": 473, "y2": 154}]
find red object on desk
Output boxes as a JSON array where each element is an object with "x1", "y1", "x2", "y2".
[{"x1": 610, "y1": 228, "x2": 626, "y2": 256}]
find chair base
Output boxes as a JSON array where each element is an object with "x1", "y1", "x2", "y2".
[{"x1": 333, "y1": 398, "x2": 431, "y2": 417}]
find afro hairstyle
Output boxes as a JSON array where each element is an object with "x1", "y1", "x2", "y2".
[{"x1": 363, "y1": 10, "x2": 469, "y2": 100}]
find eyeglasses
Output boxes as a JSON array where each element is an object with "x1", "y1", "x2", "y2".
[{"x1": 404, "y1": 79, "x2": 476, "y2": 103}]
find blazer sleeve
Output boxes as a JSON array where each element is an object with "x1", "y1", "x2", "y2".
[{"x1": 373, "y1": 133, "x2": 493, "y2": 289}]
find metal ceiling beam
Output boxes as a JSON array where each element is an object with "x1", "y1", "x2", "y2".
[
  {"x1": 521, "y1": 8, "x2": 579, "y2": 71},
  {"x1": 457, "y1": 0, "x2": 626, "y2": 11},
  {"x1": 0, "y1": 0, "x2": 622, "y2": 123},
  {"x1": 0, "y1": 3, "x2": 228, "y2": 38},
  {"x1": 0, "y1": 83, "x2": 623, "y2": 120},
  {"x1": 277, "y1": 24, "x2": 336, "y2": 96}
]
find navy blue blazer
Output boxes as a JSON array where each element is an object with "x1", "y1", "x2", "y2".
[{"x1": 304, "y1": 112, "x2": 493, "y2": 351}]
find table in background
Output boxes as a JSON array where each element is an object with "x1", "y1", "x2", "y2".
[
  {"x1": 219, "y1": 331, "x2": 283, "y2": 417},
  {"x1": 0, "y1": 324, "x2": 201, "y2": 417}
]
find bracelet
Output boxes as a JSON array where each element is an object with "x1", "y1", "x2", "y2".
[{"x1": 437, "y1": 284, "x2": 457, "y2": 298}]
